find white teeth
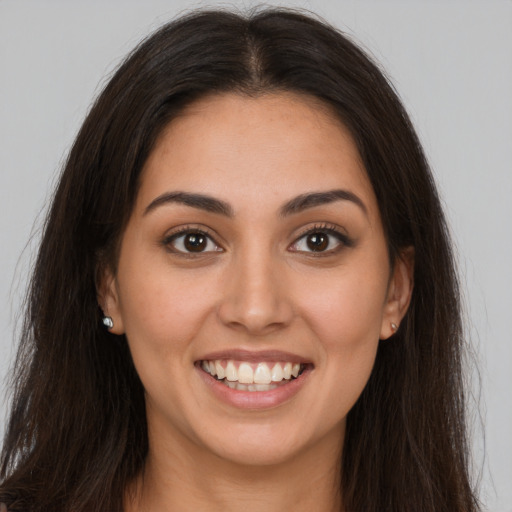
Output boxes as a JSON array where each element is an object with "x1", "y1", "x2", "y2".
[
  {"x1": 271, "y1": 363, "x2": 284, "y2": 382},
  {"x1": 254, "y1": 363, "x2": 272, "y2": 384},
  {"x1": 238, "y1": 363, "x2": 254, "y2": 384},
  {"x1": 215, "y1": 361, "x2": 225, "y2": 379},
  {"x1": 251, "y1": 383, "x2": 278, "y2": 391},
  {"x1": 225, "y1": 361, "x2": 237, "y2": 382},
  {"x1": 201, "y1": 359, "x2": 305, "y2": 386},
  {"x1": 226, "y1": 381, "x2": 278, "y2": 392}
]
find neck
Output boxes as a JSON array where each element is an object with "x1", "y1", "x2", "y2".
[{"x1": 125, "y1": 425, "x2": 344, "y2": 512}]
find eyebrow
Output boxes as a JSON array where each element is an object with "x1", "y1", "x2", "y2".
[
  {"x1": 144, "y1": 192, "x2": 234, "y2": 217},
  {"x1": 279, "y1": 189, "x2": 368, "y2": 217},
  {"x1": 143, "y1": 189, "x2": 367, "y2": 218}
]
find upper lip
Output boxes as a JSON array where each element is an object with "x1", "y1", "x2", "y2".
[{"x1": 197, "y1": 349, "x2": 311, "y2": 365}]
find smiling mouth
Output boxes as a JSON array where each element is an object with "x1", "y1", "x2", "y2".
[{"x1": 200, "y1": 359, "x2": 308, "y2": 392}]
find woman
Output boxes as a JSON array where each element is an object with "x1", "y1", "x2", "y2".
[{"x1": 0, "y1": 8, "x2": 480, "y2": 512}]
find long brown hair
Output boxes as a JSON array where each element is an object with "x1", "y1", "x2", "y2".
[{"x1": 0, "y1": 8, "x2": 480, "y2": 512}]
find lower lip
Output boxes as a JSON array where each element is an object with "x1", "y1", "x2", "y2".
[{"x1": 196, "y1": 364, "x2": 312, "y2": 410}]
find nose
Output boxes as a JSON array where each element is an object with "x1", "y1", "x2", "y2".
[{"x1": 217, "y1": 249, "x2": 294, "y2": 335}]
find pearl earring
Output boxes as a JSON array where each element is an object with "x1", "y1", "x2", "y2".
[
  {"x1": 102, "y1": 316, "x2": 114, "y2": 329},
  {"x1": 391, "y1": 322, "x2": 398, "y2": 332}
]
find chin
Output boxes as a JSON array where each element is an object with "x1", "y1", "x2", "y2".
[
  {"x1": 210, "y1": 437, "x2": 306, "y2": 467},
  {"x1": 195, "y1": 418, "x2": 342, "y2": 469}
]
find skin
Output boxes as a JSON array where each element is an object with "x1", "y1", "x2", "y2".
[{"x1": 100, "y1": 92, "x2": 413, "y2": 512}]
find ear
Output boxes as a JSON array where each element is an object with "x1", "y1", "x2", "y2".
[
  {"x1": 380, "y1": 247, "x2": 414, "y2": 340},
  {"x1": 96, "y1": 264, "x2": 125, "y2": 335}
]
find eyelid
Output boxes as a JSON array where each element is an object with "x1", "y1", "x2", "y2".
[
  {"x1": 161, "y1": 225, "x2": 223, "y2": 254},
  {"x1": 289, "y1": 223, "x2": 354, "y2": 254},
  {"x1": 160, "y1": 222, "x2": 353, "y2": 256}
]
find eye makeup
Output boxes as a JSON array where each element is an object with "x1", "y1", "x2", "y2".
[{"x1": 289, "y1": 222, "x2": 355, "y2": 256}]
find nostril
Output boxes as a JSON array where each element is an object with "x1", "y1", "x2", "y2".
[
  {"x1": 217, "y1": 299, "x2": 294, "y2": 335},
  {"x1": 216, "y1": 262, "x2": 294, "y2": 332}
]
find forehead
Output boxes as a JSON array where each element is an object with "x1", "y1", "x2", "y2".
[{"x1": 137, "y1": 92, "x2": 378, "y2": 220}]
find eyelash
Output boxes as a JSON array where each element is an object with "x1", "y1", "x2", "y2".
[
  {"x1": 161, "y1": 223, "x2": 353, "y2": 256},
  {"x1": 290, "y1": 223, "x2": 354, "y2": 256},
  {"x1": 162, "y1": 226, "x2": 222, "y2": 256}
]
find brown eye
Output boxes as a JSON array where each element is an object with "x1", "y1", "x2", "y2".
[
  {"x1": 290, "y1": 226, "x2": 352, "y2": 255},
  {"x1": 306, "y1": 233, "x2": 329, "y2": 252},
  {"x1": 184, "y1": 233, "x2": 207, "y2": 252},
  {"x1": 166, "y1": 230, "x2": 221, "y2": 254}
]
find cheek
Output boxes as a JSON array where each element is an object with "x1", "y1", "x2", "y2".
[
  {"x1": 115, "y1": 253, "x2": 220, "y2": 367},
  {"x1": 307, "y1": 283, "x2": 382, "y2": 384},
  {"x1": 299, "y1": 263, "x2": 388, "y2": 348},
  {"x1": 295, "y1": 261, "x2": 388, "y2": 416}
]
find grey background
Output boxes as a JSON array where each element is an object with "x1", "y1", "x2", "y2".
[{"x1": 1, "y1": 1, "x2": 511, "y2": 510}]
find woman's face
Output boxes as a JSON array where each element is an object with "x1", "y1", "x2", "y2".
[{"x1": 102, "y1": 92, "x2": 412, "y2": 467}]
